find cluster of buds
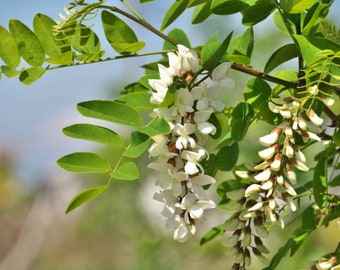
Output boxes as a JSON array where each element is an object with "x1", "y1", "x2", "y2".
[
  {"x1": 148, "y1": 45, "x2": 234, "y2": 242},
  {"x1": 222, "y1": 95, "x2": 327, "y2": 269}
]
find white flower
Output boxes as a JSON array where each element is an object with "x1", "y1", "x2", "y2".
[
  {"x1": 308, "y1": 85, "x2": 318, "y2": 95},
  {"x1": 148, "y1": 157, "x2": 174, "y2": 172},
  {"x1": 211, "y1": 62, "x2": 232, "y2": 81},
  {"x1": 179, "y1": 193, "x2": 215, "y2": 220},
  {"x1": 173, "y1": 123, "x2": 196, "y2": 150},
  {"x1": 181, "y1": 149, "x2": 206, "y2": 175},
  {"x1": 173, "y1": 222, "x2": 190, "y2": 242},
  {"x1": 174, "y1": 88, "x2": 194, "y2": 115},
  {"x1": 170, "y1": 171, "x2": 188, "y2": 196},
  {"x1": 188, "y1": 174, "x2": 216, "y2": 199},
  {"x1": 197, "y1": 122, "x2": 216, "y2": 135},
  {"x1": 177, "y1": 44, "x2": 200, "y2": 73},
  {"x1": 248, "y1": 201, "x2": 264, "y2": 211},
  {"x1": 149, "y1": 79, "x2": 169, "y2": 104}
]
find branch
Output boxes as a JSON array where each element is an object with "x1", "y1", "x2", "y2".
[
  {"x1": 101, "y1": 5, "x2": 178, "y2": 46},
  {"x1": 231, "y1": 63, "x2": 298, "y2": 88}
]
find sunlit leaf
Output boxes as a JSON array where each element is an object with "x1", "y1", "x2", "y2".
[
  {"x1": 57, "y1": 152, "x2": 111, "y2": 173},
  {"x1": 101, "y1": 10, "x2": 145, "y2": 54},
  {"x1": 19, "y1": 67, "x2": 46, "y2": 85},
  {"x1": 0, "y1": 25, "x2": 20, "y2": 68},
  {"x1": 116, "y1": 92, "x2": 154, "y2": 111},
  {"x1": 1, "y1": 65, "x2": 21, "y2": 78},
  {"x1": 77, "y1": 100, "x2": 143, "y2": 127},
  {"x1": 201, "y1": 32, "x2": 233, "y2": 70},
  {"x1": 33, "y1": 13, "x2": 62, "y2": 58},
  {"x1": 163, "y1": 28, "x2": 191, "y2": 50},
  {"x1": 161, "y1": 0, "x2": 189, "y2": 31},
  {"x1": 123, "y1": 131, "x2": 151, "y2": 158},
  {"x1": 281, "y1": 0, "x2": 317, "y2": 14},
  {"x1": 65, "y1": 185, "x2": 107, "y2": 214},
  {"x1": 110, "y1": 162, "x2": 139, "y2": 180},
  {"x1": 138, "y1": 118, "x2": 170, "y2": 137},
  {"x1": 63, "y1": 123, "x2": 124, "y2": 148},
  {"x1": 9, "y1": 19, "x2": 45, "y2": 67}
]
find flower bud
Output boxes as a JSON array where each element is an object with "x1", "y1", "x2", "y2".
[
  {"x1": 245, "y1": 184, "x2": 262, "y2": 197},
  {"x1": 235, "y1": 170, "x2": 250, "y2": 179},
  {"x1": 276, "y1": 174, "x2": 284, "y2": 185},
  {"x1": 294, "y1": 159, "x2": 309, "y2": 172},
  {"x1": 259, "y1": 128, "x2": 281, "y2": 146},
  {"x1": 285, "y1": 163, "x2": 297, "y2": 184},
  {"x1": 284, "y1": 140, "x2": 294, "y2": 158},
  {"x1": 283, "y1": 181, "x2": 297, "y2": 197},
  {"x1": 271, "y1": 154, "x2": 281, "y2": 171},
  {"x1": 284, "y1": 126, "x2": 293, "y2": 138},
  {"x1": 254, "y1": 169, "x2": 272, "y2": 182},
  {"x1": 258, "y1": 145, "x2": 277, "y2": 160},
  {"x1": 279, "y1": 108, "x2": 292, "y2": 119},
  {"x1": 222, "y1": 234, "x2": 239, "y2": 247},
  {"x1": 306, "y1": 109, "x2": 324, "y2": 126},
  {"x1": 268, "y1": 197, "x2": 276, "y2": 210},
  {"x1": 248, "y1": 201, "x2": 265, "y2": 212},
  {"x1": 261, "y1": 180, "x2": 273, "y2": 190},
  {"x1": 242, "y1": 232, "x2": 252, "y2": 247}
]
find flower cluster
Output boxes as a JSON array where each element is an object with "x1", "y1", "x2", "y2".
[
  {"x1": 222, "y1": 95, "x2": 327, "y2": 269},
  {"x1": 148, "y1": 45, "x2": 233, "y2": 242}
]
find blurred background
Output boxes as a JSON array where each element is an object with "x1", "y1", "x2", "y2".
[{"x1": 0, "y1": 1, "x2": 339, "y2": 269}]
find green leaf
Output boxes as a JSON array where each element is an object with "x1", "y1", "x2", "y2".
[
  {"x1": 200, "y1": 225, "x2": 224, "y2": 245},
  {"x1": 66, "y1": 185, "x2": 107, "y2": 214},
  {"x1": 230, "y1": 102, "x2": 254, "y2": 141},
  {"x1": 101, "y1": 10, "x2": 145, "y2": 54},
  {"x1": 241, "y1": 0, "x2": 276, "y2": 26},
  {"x1": 57, "y1": 152, "x2": 111, "y2": 174},
  {"x1": 0, "y1": 25, "x2": 20, "y2": 68},
  {"x1": 163, "y1": 28, "x2": 191, "y2": 51},
  {"x1": 211, "y1": 0, "x2": 250, "y2": 15},
  {"x1": 227, "y1": 27, "x2": 254, "y2": 65},
  {"x1": 46, "y1": 51, "x2": 73, "y2": 65},
  {"x1": 1, "y1": 65, "x2": 21, "y2": 78},
  {"x1": 9, "y1": 19, "x2": 45, "y2": 67},
  {"x1": 302, "y1": 3, "x2": 329, "y2": 36},
  {"x1": 62, "y1": 123, "x2": 124, "y2": 148},
  {"x1": 77, "y1": 100, "x2": 143, "y2": 127},
  {"x1": 215, "y1": 142, "x2": 239, "y2": 171},
  {"x1": 313, "y1": 157, "x2": 328, "y2": 208},
  {"x1": 333, "y1": 128, "x2": 340, "y2": 146},
  {"x1": 281, "y1": 0, "x2": 317, "y2": 14},
  {"x1": 33, "y1": 13, "x2": 62, "y2": 58},
  {"x1": 72, "y1": 25, "x2": 101, "y2": 56},
  {"x1": 264, "y1": 44, "x2": 300, "y2": 74},
  {"x1": 192, "y1": 1, "x2": 212, "y2": 24},
  {"x1": 293, "y1": 35, "x2": 340, "y2": 65},
  {"x1": 19, "y1": 67, "x2": 46, "y2": 85},
  {"x1": 201, "y1": 32, "x2": 233, "y2": 70},
  {"x1": 116, "y1": 92, "x2": 154, "y2": 111},
  {"x1": 244, "y1": 78, "x2": 272, "y2": 109},
  {"x1": 161, "y1": 0, "x2": 189, "y2": 31},
  {"x1": 138, "y1": 118, "x2": 170, "y2": 137},
  {"x1": 110, "y1": 162, "x2": 139, "y2": 180},
  {"x1": 123, "y1": 131, "x2": 151, "y2": 158}
]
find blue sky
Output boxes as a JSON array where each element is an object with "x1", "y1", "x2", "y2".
[{"x1": 0, "y1": 1, "x2": 339, "y2": 189}]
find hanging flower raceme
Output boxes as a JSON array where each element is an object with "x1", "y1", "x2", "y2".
[
  {"x1": 147, "y1": 44, "x2": 233, "y2": 242},
  {"x1": 223, "y1": 95, "x2": 326, "y2": 269}
]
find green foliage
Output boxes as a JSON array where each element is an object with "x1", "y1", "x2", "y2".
[{"x1": 57, "y1": 152, "x2": 111, "y2": 174}]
